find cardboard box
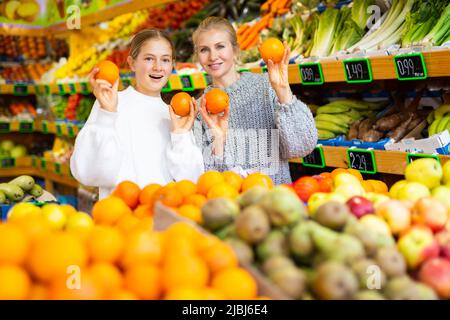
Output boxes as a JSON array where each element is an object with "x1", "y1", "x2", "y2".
[
  {"x1": 153, "y1": 202, "x2": 290, "y2": 300},
  {"x1": 385, "y1": 130, "x2": 450, "y2": 154}
]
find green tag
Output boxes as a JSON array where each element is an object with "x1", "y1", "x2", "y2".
[
  {"x1": 40, "y1": 159, "x2": 47, "y2": 170},
  {"x1": 56, "y1": 123, "x2": 63, "y2": 136},
  {"x1": 67, "y1": 124, "x2": 75, "y2": 138},
  {"x1": 13, "y1": 84, "x2": 28, "y2": 96},
  {"x1": 299, "y1": 63, "x2": 324, "y2": 85},
  {"x1": 394, "y1": 53, "x2": 427, "y2": 80},
  {"x1": 0, "y1": 122, "x2": 11, "y2": 133},
  {"x1": 19, "y1": 121, "x2": 34, "y2": 133},
  {"x1": 302, "y1": 146, "x2": 325, "y2": 168},
  {"x1": 407, "y1": 153, "x2": 440, "y2": 164},
  {"x1": 80, "y1": 82, "x2": 89, "y2": 94},
  {"x1": 41, "y1": 120, "x2": 48, "y2": 134},
  {"x1": 343, "y1": 58, "x2": 373, "y2": 83},
  {"x1": 32, "y1": 156, "x2": 37, "y2": 168},
  {"x1": 45, "y1": 85, "x2": 51, "y2": 95},
  {"x1": 0, "y1": 157, "x2": 15, "y2": 168},
  {"x1": 55, "y1": 162, "x2": 61, "y2": 175},
  {"x1": 122, "y1": 78, "x2": 131, "y2": 89},
  {"x1": 162, "y1": 80, "x2": 172, "y2": 93},
  {"x1": 239, "y1": 68, "x2": 250, "y2": 73},
  {"x1": 58, "y1": 84, "x2": 65, "y2": 95},
  {"x1": 203, "y1": 73, "x2": 212, "y2": 86},
  {"x1": 69, "y1": 83, "x2": 77, "y2": 94},
  {"x1": 261, "y1": 66, "x2": 268, "y2": 73},
  {"x1": 34, "y1": 85, "x2": 42, "y2": 95},
  {"x1": 347, "y1": 148, "x2": 377, "y2": 174},
  {"x1": 179, "y1": 74, "x2": 195, "y2": 92}
]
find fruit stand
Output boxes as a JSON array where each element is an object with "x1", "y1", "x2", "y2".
[{"x1": 1, "y1": 0, "x2": 450, "y2": 301}]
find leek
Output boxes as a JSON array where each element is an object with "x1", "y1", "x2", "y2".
[
  {"x1": 420, "y1": 2, "x2": 450, "y2": 46},
  {"x1": 310, "y1": 8, "x2": 340, "y2": 57}
]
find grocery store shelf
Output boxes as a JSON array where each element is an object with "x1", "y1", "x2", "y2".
[
  {"x1": 290, "y1": 146, "x2": 450, "y2": 175},
  {"x1": 0, "y1": 0, "x2": 176, "y2": 36},
  {"x1": 0, "y1": 120, "x2": 81, "y2": 138}
]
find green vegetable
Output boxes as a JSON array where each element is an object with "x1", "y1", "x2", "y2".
[
  {"x1": 420, "y1": 2, "x2": 450, "y2": 46},
  {"x1": 351, "y1": 0, "x2": 375, "y2": 30},
  {"x1": 310, "y1": 8, "x2": 340, "y2": 57},
  {"x1": 331, "y1": 7, "x2": 364, "y2": 53}
]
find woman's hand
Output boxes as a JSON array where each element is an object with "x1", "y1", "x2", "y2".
[
  {"x1": 88, "y1": 67, "x2": 119, "y2": 112},
  {"x1": 266, "y1": 41, "x2": 293, "y2": 105},
  {"x1": 199, "y1": 96, "x2": 229, "y2": 157},
  {"x1": 169, "y1": 97, "x2": 198, "y2": 134}
]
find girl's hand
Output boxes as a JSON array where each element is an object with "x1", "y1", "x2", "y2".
[
  {"x1": 266, "y1": 41, "x2": 293, "y2": 105},
  {"x1": 169, "y1": 97, "x2": 198, "y2": 134},
  {"x1": 199, "y1": 96, "x2": 229, "y2": 156},
  {"x1": 88, "y1": 67, "x2": 119, "y2": 112}
]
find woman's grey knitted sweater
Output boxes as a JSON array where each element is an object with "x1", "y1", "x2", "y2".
[{"x1": 194, "y1": 72, "x2": 318, "y2": 184}]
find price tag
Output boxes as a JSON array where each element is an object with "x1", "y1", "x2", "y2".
[
  {"x1": 54, "y1": 162, "x2": 61, "y2": 175},
  {"x1": 203, "y1": 73, "x2": 212, "y2": 87},
  {"x1": 394, "y1": 53, "x2": 427, "y2": 80},
  {"x1": 299, "y1": 63, "x2": 324, "y2": 85},
  {"x1": 302, "y1": 146, "x2": 325, "y2": 168},
  {"x1": 0, "y1": 122, "x2": 11, "y2": 133},
  {"x1": 343, "y1": 58, "x2": 372, "y2": 83},
  {"x1": 34, "y1": 85, "x2": 42, "y2": 95},
  {"x1": 407, "y1": 153, "x2": 440, "y2": 164},
  {"x1": 67, "y1": 123, "x2": 75, "y2": 138},
  {"x1": 80, "y1": 82, "x2": 89, "y2": 94},
  {"x1": 45, "y1": 85, "x2": 50, "y2": 95},
  {"x1": 347, "y1": 148, "x2": 376, "y2": 174},
  {"x1": 32, "y1": 156, "x2": 37, "y2": 168},
  {"x1": 239, "y1": 68, "x2": 250, "y2": 73},
  {"x1": 13, "y1": 84, "x2": 28, "y2": 96},
  {"x1": 261, "y1": 66, "x2": 268, "y2": 73},
  {"x1": 122, "y1": 78, "x2": 131, "y2": 89},
  {"x1": 0, "y1": 157, "x2": 15, "y2": 168},
  {"x1": 58, "y1": 83, "x2": 65, "y2": 95},
  {"x1": 180, "y1": 74, "x2": 195, "y2": 92},
  {"x1": 19, "y1": 121, "x2": 34, "y2": 133},
  {"x1": 68, "y1": 83, "x2": 76, "y2": 94},
  {"x1": 40, "y1": 159, "x2": 47, "y2": 170},
  {"x1": 162, "y1": 80, "x2": 172, "y2": 93},
  {"x1": 56, "y1": 123, "x2": 63, "y2": 136},
  {"x1": 41, "y1": 120, "x2": 48, "y2": 134}
]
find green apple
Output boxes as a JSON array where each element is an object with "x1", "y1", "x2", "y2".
[
  {"x1": 389, "y1": 180, "x2": 408, "y2": 199},
  {"x1": 41, "y1": 204, "x2": 67, "y2": 230},
  {"x1": 431, "y1": 186, "x2": 450, "y2": 212},
  {"x1": 66, "y1": 212, "x2": 94, "y2": 232},
  {"x1": 405, "y1": 158, "x2": 442, "y2": 189},
  {"x1": 397, "y1": 182, "x2": 430, "y2": 202},
  {"x1": 443, "y1": 161, "x2": 450, "y2": 184},
  {"x1": 333, "y1": 173, "x2": 362, "y2": 189},
  {"x1": 327, "y1": 192, "x2": 347, "y2": 203},
  {"x1": 307, "y1": 192, "x2": 329, "y2": 217},
  {"x1": 359, "y1": 214, "x2": 391, "y2": 236},
  {"x1": 397, "y1": 225, "x2": 439, "y2": 270}
]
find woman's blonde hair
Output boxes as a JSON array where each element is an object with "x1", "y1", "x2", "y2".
[
  {"x1": 192, "y1": 17, "x2": 239, "y2": 54},
  {"x1": 129, "y1": 28, "x2": 175, "y2": 61}
]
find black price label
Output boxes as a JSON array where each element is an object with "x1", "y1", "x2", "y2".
[
  {"x1": 0, "y1": 122, "x2": 10, "y2": 133},
  {"x1": 261, "y1": 66, "x2": 268, "y2": 73},
  {"x1": 407, "y1": 153, "x2": 440, "y2": 164},
  {"x1": 41, "y1": 120, "x2": 48, "y2": 134},
  {"x1": 56, "y1": 123, "x2": 63, "y2": 136},
  {"x1": 55, "y1": 162, "x2": 61, "y2": 175},
  {"x1": 203, "y1": 73, "x2": 212, "y2": 86},
  {"x1": 302, "y1": 146, "x2": 325, "y2": 168},
  {"x1": 344, "y1": 58, "x2": 372, "y2": 83},
  {"x1": 0, "y1": 157, "x2": 15, "y2": 168},
  {"x1": 180, "y1": 75, "x2": 195, "y2": 91},
  {"x1": 45, "y1": 85, "x2": 50, "y2": 95},
  {"x1": 13, "y1": 84, "x2": 28, "y2": 96},
  {"x1": 19, "y1": 121, "x2": 34, "y2": 133},
  {"x1": 122, "y1": 78, "x2": 131, "y2": 89},
  {"x1": 299, "y1": 63, "x2": 324, "y2": 85},
  {"x1": 394, "y1": 53, "x2": 427, "y2": 80},
  {"x1": 67, "y1": 124, "x2": 75, "y2": 138},
  {"x1": 69, "y1": 83, "x2": 76, "y2": 94},
  {"x1": 58, "y1": 83, "x2": 65, "y2": 95},
  {"x1": 80, "y1": 82, "x2": 89, "y2": 94},
  {"x1": 162, "y1": 80, "x2": 172, "y2": 93},
  {"x1": 347, "y1": 148, "x2": 376, "y2": 174},
  {"x1": 40, "y1": 159, "x2": 47, "y2": 170}
]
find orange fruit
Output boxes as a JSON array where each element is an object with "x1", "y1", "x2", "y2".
[
  {"x1": 121, "y1": 230, "x2": 163, "y2": 268},
  {"x1": 0, "y1": 265, "x2": 31, "y2": 300},
  {"x1": 347, "y1": 168, "x2": 364, "y2": 181},
  {"x1": 133, "y1": 204, "x2": 153, "y2": 219},
  {"x1": 113, "y1": 180, "x2": 141, "y2": 209},
  {"x1": 164, "y1": 222, "x2": 198, "y2": 241},
  {"x1": 184, "y1": 193, "x2": 207, "y2": 208},
  {"x1": 139, "y1": 183, "x2": 161, "y2": 205},
  {"x1": 361, "y1": 180, "x2": 374, "y2": 193},
  {"x1": 207, "y1": 182, "x2": 239, "y2": 199},
  {"x1": 0, "y1": 223, "x2": 29, "y2": 265},
  {"x1": 116, "y1": 213, "x2": 141, "y2": 234},
  {"x1": 124, "y1": 263, "x2": 162, "y2": 300},
  {"x1": 109, "y1": 289, "x2": 138, "y2": 300},
  {"x1": 171, "y1": 92, "x2": 191, "y2": 117},
  {"x1": 28, "y1": 284, "x2": 49, "y2": 300},
  {"x1": 222, "y1": 171, "x2": 243, "y2": 192},
  {"x1": 176, "y1": 180, "x2": 197, "y2": 198},
  {"x1": 87, "y1": 226, "x2": 124, "y2": 264},
  {"x1": 331, "y1": 168, "x2": 348, "y2": 179},
  {"x1": 241, "y1": 173, "x2": 273, "y2": 192},
  {"x1": 259, "y1": 37, "x2": 284, "y2": 63},
  {"x1": 164, "y1": 287, "x2": 209, "y2": 300},
  {"x1": 162, "y1": 254, "x2": 210, "y2": 291},
  {"x1": 59, "y1": 204, "x2": 78, "y2": 218},
  {"x1": 95, "y1": 60, "x2": 119, "y2": 86},
  {"x1": 211, "y1": 267, "x2": 257, "y2": 300},
  {"x1": 196, "y1": 233, "x2": 221, "y2": 255},
  {"x1": 368, "y1": 180, "x2": 388, "y2": 193},
  {"x1": 197, "y1": 171, "x2": 225, "y2": 196},
  {"x1": 9, "y1": 215, "x2": 50, "y2": 241},
  {"x1": 319, "y1": 172, "x2": 332, "y2": 179},
  {"x1": 178, "y1": 204, "x2": 203, "y2": 224},
  {"x1": 28, "y1": 232, "x2": 88, "y2": 282},
  {"x1": 202, "y1": 242, "x2": 238, "y2": 274},
  {"x1": 49, "y1": 269, "x2": 105, "y2": 300},
  {"x1": 92, "y1": 196, "x2": 131, "y2": 225},
  {"x1": 204, "y1": 88, "x2": 229, "y2": 114},
  {"x1": 201, "y1": 288, "x2": 226, "y2": 300},
  {"x1": 155, "y1": 187, "x2": 184, "y2": 208},
  {"x1": 89, "y1": 262, "x2": 123, "y2": 293}
]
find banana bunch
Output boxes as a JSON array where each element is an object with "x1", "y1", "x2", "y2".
[
  {"x1": 427, "y1": 104, "x2": 450, "y2": 137},
  {"x1": 315, "y1": 99, "x2": 386, "y2": 140},
  {"x1": 0, "y1": 175, "x2": 43, "y2": 205}
]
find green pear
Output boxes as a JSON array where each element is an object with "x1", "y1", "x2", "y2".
[
  {"x1": 256, "y1": 230, "x2": 289, "y2": 261},
  {"x1": 262, "y1": 256, "x2": 296, "y2": 276},
  {"x1": 202, "y1": 198, "x2": 240, "y2": 231},
  {"x1": 289, "y1": 222, "x2": 314, "y2": 259},
  {"x1": 234, "y1": 205, "x2": 270, "y2": 244},
  {"x1": 269, "y1": 267, "x2": 306, "y2": 299},
  {"x1": 312, "y1": 261, "x2": 359, "y2": 300},
  {"x1": 224, "y1": 238, "x2": 254, "y2": 264},
  {"x1": 236, "y1": 186, "x2": 268, "y2": 208}
]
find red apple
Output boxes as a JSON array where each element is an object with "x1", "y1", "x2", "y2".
[
  {"x1": 419, "y1": 258, "x2": 450, "y2": 299},
  {"x1": 397, "y1": 225, "x2": 440, "y2": 270},
  {"x1": 412, "y1": 197, "x2": 448, "y2": 232},
  {"x1": 435, "y1": 230, "x2": 450, "y2": 259},
  {"x1": 376, "y1": 200, "x2": 411, "y2": 235},
  {"x1": 346, "y1": 196, "x2": 375, "y2": 219}
]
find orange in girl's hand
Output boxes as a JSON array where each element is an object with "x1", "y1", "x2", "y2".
[
  {"x1": 204, "y1": 89, "x2": 229, "y2": 114},
  {"x1": 259, "y1": 38, "x2": 284, "y2": 63},
  {"x1": 95, "y1": 60, "x2": 119, "y2": 86},
  {"x1": 171, "y1": 92, "x2": 191, "y2": 117}
]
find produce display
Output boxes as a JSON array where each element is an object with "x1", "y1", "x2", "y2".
[
  {"x1": 0, "y1": 175, "x2": 43, "y2": 205},
  {"x1": 50, "y1": 94, "x2": 94, "y2": 122},
  {"x1": 0, "y1": 140, "x2": 27, "y2": 158}
]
